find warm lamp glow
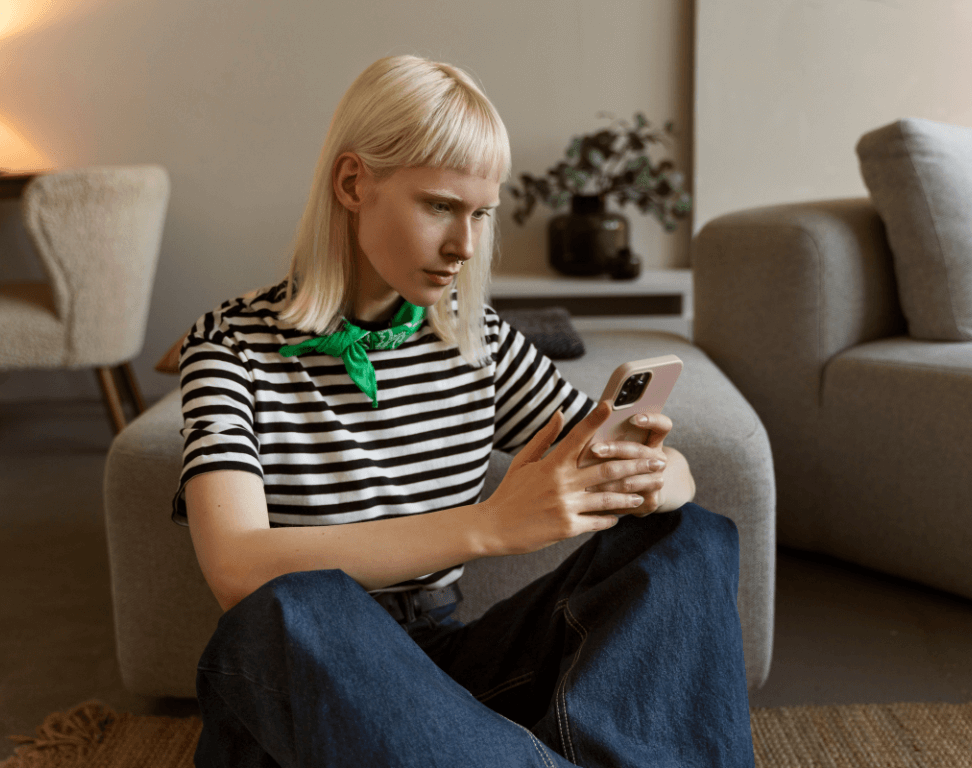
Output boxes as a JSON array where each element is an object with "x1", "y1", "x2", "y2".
[
  {"x1": 0, "y1": 117, "x2": 52, "y2": 173},
  {"x1": 0, "y1": 0, "x2": 110, "y2": 42},
  {"x1": 2, "y1": 1, "x2": 58, "y2": 40},
  {"x1": 0, "y1": 1, "x2": 109, "y2": 171},
  {"x1": 1, "y1": 1, "x2": 43, "y2": 40}
]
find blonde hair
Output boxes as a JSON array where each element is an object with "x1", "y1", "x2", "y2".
[{"x1": 277, "y1": 55, "x2": 511, "y2": 367}]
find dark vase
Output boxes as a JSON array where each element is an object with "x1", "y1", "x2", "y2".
[{"x1": 547, "y1": 195, "x2": 640, "y2": 279}]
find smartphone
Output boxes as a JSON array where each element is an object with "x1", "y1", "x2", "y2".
[{"x1": 577, "y1": 354, "x2": 683, "y2": 469}]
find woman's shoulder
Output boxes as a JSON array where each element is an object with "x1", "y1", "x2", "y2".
[{"x1": 182, "y1": 278, "x2": 292, "y2": 356}]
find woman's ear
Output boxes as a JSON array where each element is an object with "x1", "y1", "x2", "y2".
[{"x1": 333, "y1": 152, "x2": 367, "y2": 213}]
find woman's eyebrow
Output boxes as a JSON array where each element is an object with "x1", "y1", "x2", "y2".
[{"x1": 420, "y1": 189, "x2": 500, "y2": 208}]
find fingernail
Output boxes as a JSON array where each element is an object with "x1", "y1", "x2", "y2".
[
  {"x1": 650, "y1": 460, "x2": 666, "y2": 471},
  {"x1": 628, "y1": 495, "x2": 644, "y2": 507},
  {"x1": 592, "y1": 443, "x2": 608, "y2": 456},
  {"x1": 634, "y1": 414, "x2": 650, "y2": 426}
]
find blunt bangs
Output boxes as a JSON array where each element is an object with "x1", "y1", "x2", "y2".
[
  {"x1": 359, "y1": 61, "x2": 511, "y2": 183},
  {"x1": 417, "y1": 86, "x2": 511, "y2": 182}
]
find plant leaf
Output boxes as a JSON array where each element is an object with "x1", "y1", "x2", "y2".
[{"x1": 565, "y1": 168, "x2": 589, "y2": 188}]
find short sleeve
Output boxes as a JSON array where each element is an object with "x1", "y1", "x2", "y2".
[
  {"x1": 490, "y1": 309, "x2": 596, "y2": 455},
  {"x1": 170, "y1": 321, "x2": 263, "y2": 527}
]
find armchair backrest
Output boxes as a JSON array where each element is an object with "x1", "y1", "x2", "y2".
[{"x1": 21, "y1": 165, "x2": 171, "y2": 367}]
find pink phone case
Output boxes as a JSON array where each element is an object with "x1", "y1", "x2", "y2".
[{"x1": 577, "y1": 354, "x2": 683, "y2": 469}]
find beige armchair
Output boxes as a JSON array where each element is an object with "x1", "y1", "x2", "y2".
[{"x1": 0, "y1": 165, "x2": 170, "y2": 433}]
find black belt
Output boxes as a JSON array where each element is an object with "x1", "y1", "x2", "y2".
[{"x1": 372, "y1": 582, "x2": 463, "y2": 625}]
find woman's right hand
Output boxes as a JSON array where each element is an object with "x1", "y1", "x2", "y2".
[{"x1": 476, "y1": 400, "x2": 654, "y2": 557}]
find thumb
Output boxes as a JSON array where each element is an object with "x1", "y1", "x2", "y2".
[{"x1": 511, "y1": 409, "x2": 565, "y2": 468}]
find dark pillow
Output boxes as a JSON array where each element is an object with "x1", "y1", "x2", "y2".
[{"x1": 497, "y1": 306, "x2": 586, "y2": 360}]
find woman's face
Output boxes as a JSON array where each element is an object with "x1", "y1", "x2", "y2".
[{"x1": 345, "y1": 162, "x2": 501, "y2": 323}]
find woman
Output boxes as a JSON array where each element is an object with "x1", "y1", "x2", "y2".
[{"x1": 175, "y1": 55, "x2": 754, "y2": 767}]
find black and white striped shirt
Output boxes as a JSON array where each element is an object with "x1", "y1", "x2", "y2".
[{"x1": 171, "y1": 278, "x2": 595, "y2": 594}]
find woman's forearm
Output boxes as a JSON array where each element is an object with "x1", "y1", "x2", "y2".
[
  {"x1": 223, "y1": 447, "x2": 695, "y2": 611},
  {"x1": 656, "y1": 446, "x2": 696, "y2": 512},
  {"x1": 226, "y1": 505, "x2": 490, "y2": 611}
]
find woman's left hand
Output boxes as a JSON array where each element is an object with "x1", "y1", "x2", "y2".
[{"x1": 584, "y1": 411, "x2": 673, "y2": 516}]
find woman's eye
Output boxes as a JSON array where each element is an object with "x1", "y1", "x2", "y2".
[{"x1": 429, "y1": 201, "x2": 490, "y2": 219}]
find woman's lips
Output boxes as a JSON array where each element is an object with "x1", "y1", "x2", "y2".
[{"x1": 424, "y1": 270, "x2": 456, "y2": 285}]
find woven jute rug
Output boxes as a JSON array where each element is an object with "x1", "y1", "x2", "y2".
[{"x1": 4, "y1": 699, "x2": 972, "y2": 767}]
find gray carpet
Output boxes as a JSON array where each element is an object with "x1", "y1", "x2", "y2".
[{"x1": 3, "y1": 396, "x2": 972, "y2": 761}]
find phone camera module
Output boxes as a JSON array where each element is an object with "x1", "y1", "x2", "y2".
[{"x1": 614, "y1": 371, "x2": 652, "y2": 407}]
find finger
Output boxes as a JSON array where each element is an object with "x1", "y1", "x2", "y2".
[
  {"x1": 587, "y1": 440, "x2": 666, "y2": 464},
  {"x1": 579, "y1": 490, "x2": 646, "y2": 515},
  {"x1": 551, "y1": 399, "x2": 612, "y2": 463},
  {"x1": 627, "y1": 411, "x2": 673, "y2": 447},
  {"x1": 587, "y1": 471, "x2": 665, "y2": 495},
  {"x1": 579, "y1": 454, "x2": 665, "y2": 491},
  {"x1": 632, "y1": 488, "x2": 666, "y2": 516},
  {"x1": 513, "y1": 409, "x2": 565, "y2": 467},
  {"x1": 585, "y1": 513, "x2": 622, "y2": 531},
  {"x1": 604, "y1": 486, "x2": 665, "y2": 517}
]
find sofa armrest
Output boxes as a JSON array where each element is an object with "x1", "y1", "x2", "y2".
[
  {"x1": 692, "y1": 197, "x2": 906, "y2": 421},
  {"x1": 692, "y1": 198, "x2": 909, "y2": 554}
]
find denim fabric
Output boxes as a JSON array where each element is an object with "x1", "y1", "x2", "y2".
[{"x1": 193, "y1": 502, "x2": 755, "y2": 767}]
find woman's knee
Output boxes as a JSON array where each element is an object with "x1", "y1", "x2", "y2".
[
  {"x1": 201, "y1": 569, "x2": 363, "y2": 667},
  {"x1": 676, "y1": 503, "x2": 742, "y2": 592}
]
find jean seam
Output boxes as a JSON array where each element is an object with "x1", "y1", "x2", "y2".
[
  {"x1": 474, "y1": 670, "x2": 535, "y2": 703},
  {"x1": 555, "y1": 597, "x2": 588, "y2": 765},
  {"x1": 527, "y1": 730, "x2": 557, "y2": 768},
  {"x1": 198, "y1": 664, "x2": 288, "y2": 698},
  {"x1": 494, "y1": 711, "x2": 557, "y2": 768}
]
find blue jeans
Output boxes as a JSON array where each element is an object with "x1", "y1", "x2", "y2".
[{"x1": 193, "y1": 503, "x2": 755, "y2": 767}]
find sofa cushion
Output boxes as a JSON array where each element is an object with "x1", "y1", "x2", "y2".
[
  {"x1": 820, "y1": 336, "x2": 972, "y2": 597},
  {"x1": 856, "y1": 118, "x2": 972, "y2": 341}
]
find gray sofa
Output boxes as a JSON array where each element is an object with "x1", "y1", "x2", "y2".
[
  {"x1": 692, "y1": 118, "x2": 972, "y2": 601},
  {"x1": 104, "y1": 328, "x2": 776, "y2": 699},
  {"x1": 693, "y1": 192, "x2": 972, "y2": 597}
]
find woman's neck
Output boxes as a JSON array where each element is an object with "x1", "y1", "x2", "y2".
[{"x1": 349, "y1": 296, "x2": 405, "y2": 330}]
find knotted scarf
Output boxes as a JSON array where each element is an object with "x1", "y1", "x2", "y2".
[{"x1": 278, "y1": 301, "x2": 426, "y2": 408}]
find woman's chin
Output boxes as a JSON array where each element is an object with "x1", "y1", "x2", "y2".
[{"x1": 404, "y1": 283, "x2": 451, "y2": 308}]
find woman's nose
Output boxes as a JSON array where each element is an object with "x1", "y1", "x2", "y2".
[{"x1": 445, "y1": 217, "x2": 475, "y2": 262}]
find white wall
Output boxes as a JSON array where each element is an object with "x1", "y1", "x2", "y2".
[
  {"x1": 0, "y1": 0, "x2": 694, "y2": 404},
  {"x1": 694, "y1": 0, "x2": 972, "y2": 235}
]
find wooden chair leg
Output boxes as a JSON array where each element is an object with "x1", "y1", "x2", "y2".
[
  {"x1": 95, "y1": 366, "x2": 127, "y2": 435},
  {"x1": 118, "y1": 362, "x2": 146, "y2": 414}
]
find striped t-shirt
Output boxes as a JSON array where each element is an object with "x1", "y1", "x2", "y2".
[{"x1": 171, "y1": 278, "x2": 596, "y2": 594}]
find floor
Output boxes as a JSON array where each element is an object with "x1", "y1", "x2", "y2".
[{"x1": 2, "y1": 398, "x2": 972, "y2": 761}]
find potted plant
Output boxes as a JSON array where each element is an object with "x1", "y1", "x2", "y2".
[{"x1": 505, "y1": 112, "x2": 692, "y2": 279}]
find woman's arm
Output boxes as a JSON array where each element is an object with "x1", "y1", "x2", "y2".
[
  {"x1": 187, "y1": 470, "x2": 489, "y2": 613},
  {"x1": 188, "y1": 404, "x2": 657, "y2": 613},
  {"x1": 656, "y1": 446, "x2": 696, "y2": 512}
]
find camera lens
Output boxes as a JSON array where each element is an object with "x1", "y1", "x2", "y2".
[{"x1": 614, "y1": 371, "x2": 652, "y2": 407}]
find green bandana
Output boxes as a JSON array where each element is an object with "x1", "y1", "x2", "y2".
[{"x1": 278, "y1": 301, "x2": 426, "y2": 408}]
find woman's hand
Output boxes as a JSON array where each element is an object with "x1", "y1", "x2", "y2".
[
  {"x1": 476, "y1": 401, "x2": 661, "y2": 558},
  {"x1": 583, "y1": 410, "x2": 673, "y2": 517}
]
